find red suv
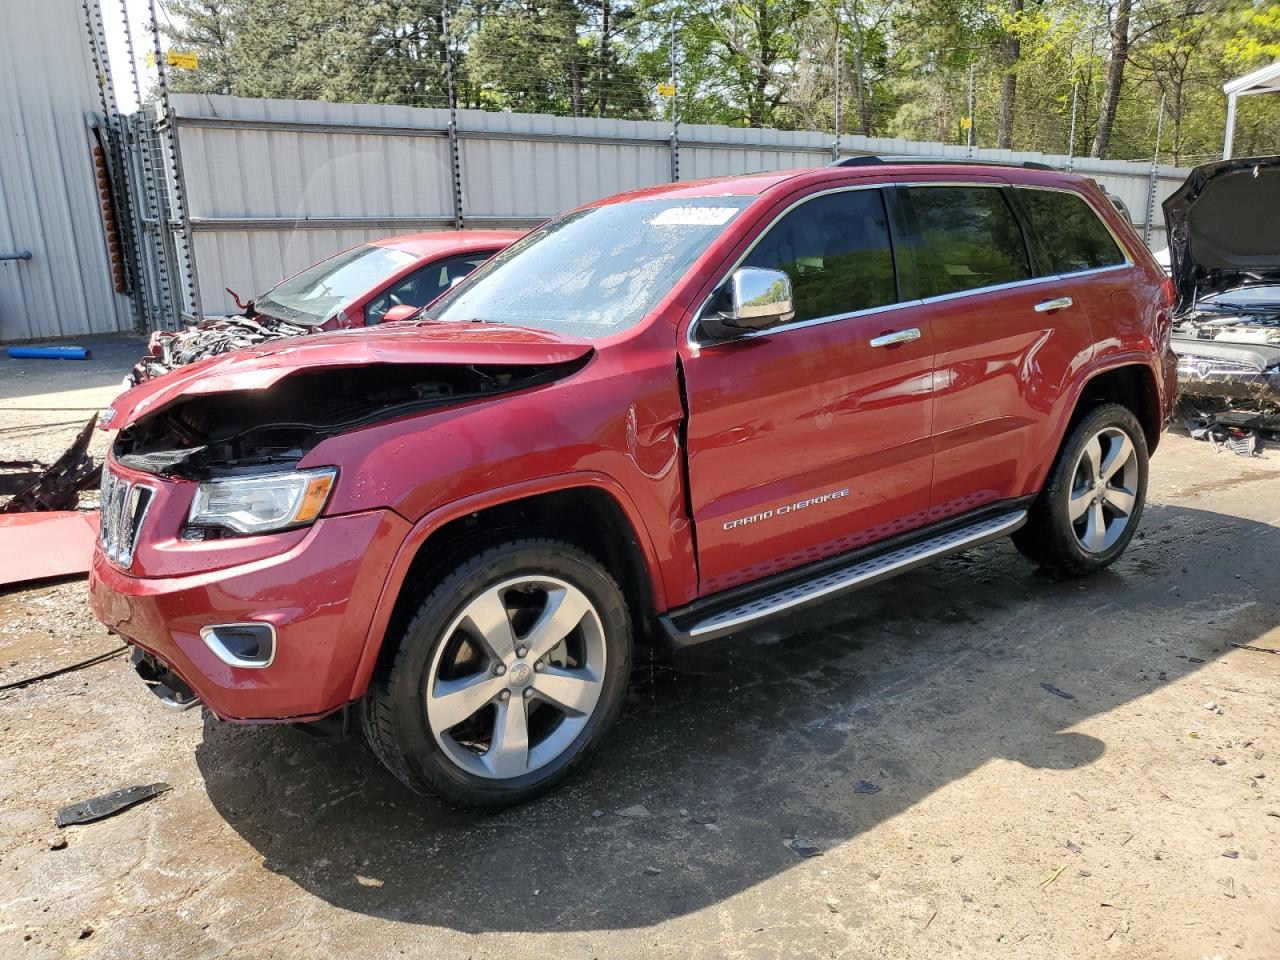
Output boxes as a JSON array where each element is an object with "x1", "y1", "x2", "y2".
[{"x1": 90, "y1": 161, "x2": 1175, "y2": 807}]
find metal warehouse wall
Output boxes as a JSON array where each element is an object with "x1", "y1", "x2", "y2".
[
  {"x1": 0, "y1": 0, "x2": 134, "y2": 342},
  {"x1": 170, "y1": 94, "x2": 1189, "y2": 318}
]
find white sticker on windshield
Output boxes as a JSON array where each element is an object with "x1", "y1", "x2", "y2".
[{"x1": 650, "y1": 206, "x2": 739, "y2": 226}]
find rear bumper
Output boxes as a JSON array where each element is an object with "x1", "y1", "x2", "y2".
[{"x1": 88, "y1": 508, "x2": 410, "y2": 722}]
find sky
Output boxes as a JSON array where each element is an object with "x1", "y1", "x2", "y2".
[{"x1": 102, "y1": 0, "x2": 171, "y2": 113}]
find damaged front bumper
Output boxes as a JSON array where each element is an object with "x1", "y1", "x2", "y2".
[
  {"x1": 1173, "y1": 338, "x2": 1280, "y2": 453},
  {"x1": 1176, "y1": 357, "x2": 1280, "y2": 407},
  {"x1": 1174, "y1": 337, "x2": 1280, "y2": 410},
  {"x1": 88, "y1": 500, "x2": 410, "y2": 722}
]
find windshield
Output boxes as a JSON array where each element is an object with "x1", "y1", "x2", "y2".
[
  {"x1": 256, "y1": 243, "x2": 419, "y2": 325},
  {"x1": 424, "y1": 197, "x2": 753, "y2": 338}
]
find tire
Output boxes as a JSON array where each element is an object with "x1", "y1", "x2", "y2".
[
  {"x1": 360, "y1": 538, "x2": 632, "y2": 808},
  {"x1": 1013, "y1": 403, "x2": 1149, "y2": 576}
]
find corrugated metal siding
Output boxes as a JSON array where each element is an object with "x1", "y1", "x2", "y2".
[
  {"x1": 0, "y1": 0, "x2": 133, "y2": 341},
  {"x1": 171, "y1": 94, "x2": 1190, "y2": 317}
]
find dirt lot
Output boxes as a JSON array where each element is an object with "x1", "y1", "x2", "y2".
[{"x1": 1, "y1": 339, "x2": 1278, "y2": 960}]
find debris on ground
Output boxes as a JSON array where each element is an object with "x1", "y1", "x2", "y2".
[
  {"x1": 616, "y1": 804, "x2": 652, "y2": 819},
  {"x1": 643, "y1": 866, "x2": 662, "y2": 876},
  {"x1": 54, "y1": 782, "x2": 171, "y2": 827},
  {"x1": 853, "y1": 779, "x2": 882, "y2": 795},
  {"x1": 787, "y1": 838, "x2": 823, "y2": 858},
  {"x1": 1222, "y1": 850, "x2": 1240, "y2": 858},
  {"x1": 0, "y1": 415, "x2": 99, "y2": 514},
  {"x1": 0, "y1": 646, "x2": 127, "y2": 693},
  {"x1": 1204, "y1": 701, "x2": 1217, "y2": 711},
  {"x1": 1041, "y1": 682, "x2": 1076, "y2": 700},
  {"x1": 1040, "y1": 864, "x2": 1067, "y2": 888},
  {"x1": 6, "y1": 345, "x2": 92, "y2": 361},
  {"x1": 1178, "y1": 399, "x2": 1273, "y2": 457},
  {"x1": 0, "y1": 512, "x2": 101, "y2": 586},
  {"x1": 1228, "y1": 641, "x2": 1280, "y2": 656},
  {"x1": 690, "y1": 813, "x2": 717, "y2": 825}
]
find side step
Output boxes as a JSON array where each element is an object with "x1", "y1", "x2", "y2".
[{"x1": 664, "y1": 509, "x2": 1027, "y2": 646}]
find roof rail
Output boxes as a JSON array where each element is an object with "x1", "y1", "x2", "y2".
[{"x1": 830, "y1": 155, "x2": 1057, "y2": 172}]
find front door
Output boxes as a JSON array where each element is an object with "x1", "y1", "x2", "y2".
[{"x1": 680, "y1": 186, "x2": 936, "y2": 596}]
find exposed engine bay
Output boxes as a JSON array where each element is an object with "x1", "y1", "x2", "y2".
[
  {"x1": 113, "y1": 360, "x2": 580, "y2": 480},
  {"x1": 1173, "y1": 296, "x2": 1280, "y2": 455},
  {"x1": 1163, "y1": 156, "x2": 1280, "y2": 456},
  {"x1": 131, "y1": 314, "x2": 312, "y2": 385}
]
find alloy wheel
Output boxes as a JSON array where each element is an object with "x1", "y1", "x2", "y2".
[
  {"x1": 1068, "y1": 425, "x2": 1140, "y2": 554},
  {"x1": 424, "y1": 576, "x2": 607, "y2": 780}
]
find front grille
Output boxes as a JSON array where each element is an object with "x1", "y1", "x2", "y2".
[
  {"x1": 1177, "y1": 354, "x2": 1260, "y2": 378},
  {"x1": 99, "y1": 468, "x2": 155, "y2": 569}
]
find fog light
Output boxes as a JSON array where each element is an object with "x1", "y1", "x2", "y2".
[{"x1": 199, "y1": 622, "x2": 276, "y2": 668}]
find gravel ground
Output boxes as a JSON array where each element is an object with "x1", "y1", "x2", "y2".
[{"x1": 0, "y1": 344, "x2": 1277, "y2": 959}]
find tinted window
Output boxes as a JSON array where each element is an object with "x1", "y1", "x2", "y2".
[
  {"x1": 908, "y1": 187, "x2": 1031, "y2": 297},
  {"x1": 1017, "y1": 189, "x2": 1127, "y2": 275},
  {"x1": 365, "y1": 254, "x2": 489, "y2": 324},
  {"x1": 429, "y1": 197, "x2": 752, "y2": 338},
  {"x1": 743, "y1": 190, "x2": 897, "y2": 322}
]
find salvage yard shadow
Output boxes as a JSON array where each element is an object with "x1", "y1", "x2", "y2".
[{"x1": 197, "y1": 503, "x2": 1280, "y2": 933}]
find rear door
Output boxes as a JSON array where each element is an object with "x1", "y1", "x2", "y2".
[
  {"x1": 680, "y1": 186, "x2": 937, "y2": 595},
  {"x1": 899, "y1": 183, "x2": 1099, "y2": 521}
]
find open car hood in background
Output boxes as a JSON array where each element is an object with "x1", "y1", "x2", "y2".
[
  {"x1": 101, "y1": 322, "x2": 592, "y2": 430},
  {"x1": 1164, "y1": 156, "x2": 1280, "y2": 313}
]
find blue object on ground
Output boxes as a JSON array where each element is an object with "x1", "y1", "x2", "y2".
[{"x1": 7, "y1": 346, "x2": 93, "y2": 361}]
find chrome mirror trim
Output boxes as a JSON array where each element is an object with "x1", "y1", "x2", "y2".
[{"x1": 721, "y1": 266, "x2": 795, "y2": 329}]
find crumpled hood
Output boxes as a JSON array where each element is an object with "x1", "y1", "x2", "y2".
[
  {"x1": 102, "y1": 322, "x2": 592, "y2": 429},
  {"x1": 1164, "y1": 156, "x2": 1280, "y2": 313}
]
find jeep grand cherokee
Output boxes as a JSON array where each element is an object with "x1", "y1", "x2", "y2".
[{"x1": 90, "y1": 161, "x2": 1175, "y2": 807}]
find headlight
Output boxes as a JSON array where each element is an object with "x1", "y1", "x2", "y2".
[{"x1": 188, "y1": 467, "x2": 337, "y2": 535}]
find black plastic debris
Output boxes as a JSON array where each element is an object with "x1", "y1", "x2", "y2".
[
  {"x1": 55, "y1": 782, "x2": 170, "y2": 828},
  {"x1": 1041, "y1": 682, "x2": 1076, "y2": 700},
  {"x1": 853, "y1": 780, "x2": 882, "y2": 795},
  {"x1": 0, "y1": 415, "x2": 99, "y2": 514},
  {"x1": 788, "y1": 838, "x2": 823, "y2": 858}
]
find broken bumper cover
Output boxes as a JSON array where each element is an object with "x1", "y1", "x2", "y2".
[
  {"x1": 88, "y1": 508, "x2": 410, "y2": 722},
  {"x1": 1174, "y1": 341, "x2": 1280, "y2": 407}
]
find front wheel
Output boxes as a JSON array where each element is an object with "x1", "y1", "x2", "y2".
[
  {"x1": 360, "y1": 538, "x2": 632, "y2": 808},
  {"x1": 1013, "y1": 403, "x2": 1149, "y2": 576}
]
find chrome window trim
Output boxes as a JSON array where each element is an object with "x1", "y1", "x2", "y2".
[
  {"x1": 687, "y1": 178, "x2": 1139, "y2": 349},
  {"x1": 1007, "y1": 183, "x2": 1135, "y2": 272},
  {"x1": 687, "y1": 182, "x2": 895, "y2": 348}
]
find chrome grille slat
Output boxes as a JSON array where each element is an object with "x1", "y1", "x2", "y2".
[{"x1": 99, "y1": 467, "x2": 154, "y2": 569}]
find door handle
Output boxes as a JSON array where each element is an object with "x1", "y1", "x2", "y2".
[
  {"x1": 869, "y1": 328, "x2": 922, "y2": 348},
  {"x1": 1034, "y1": 296, "x2": 1073, "y2": 313}
]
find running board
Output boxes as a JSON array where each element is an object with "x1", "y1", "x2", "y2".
[{"x1": 663, "y1": 509, "x2": 1027, "y2": 646}]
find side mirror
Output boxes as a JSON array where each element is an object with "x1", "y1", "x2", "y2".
[
  {"x1": 718, "y1": 267, "x2": 795, "y2": 331},
  {"x1": 381, "y1": 304, "x2": 419, "y2": 324}
]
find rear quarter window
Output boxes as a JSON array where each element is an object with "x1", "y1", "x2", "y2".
[{"x1": 1015, "y1": 189, "x2": 1128, "y2": 275}]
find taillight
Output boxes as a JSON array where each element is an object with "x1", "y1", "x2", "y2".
[{"x1": 1161, "y1": 277, "x2": 1175, "y2": 308}]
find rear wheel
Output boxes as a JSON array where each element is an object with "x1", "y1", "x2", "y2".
[
  {"x1": 361, "y1": 538, "x2": 632, "y2": 808},
  {"x1": 1013, "y1": 403, "x2": 1148, "y2": 576}
]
